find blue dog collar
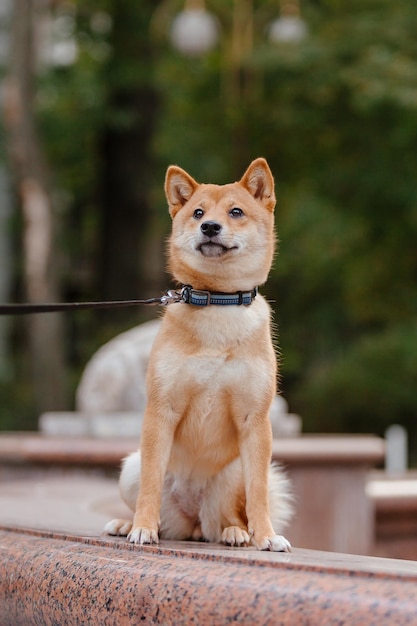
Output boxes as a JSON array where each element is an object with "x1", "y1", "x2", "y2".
[{"x1": 181, "y1": 285, "x2": 258, "y2": 307}]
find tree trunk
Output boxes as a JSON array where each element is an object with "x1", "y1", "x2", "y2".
[
  {"x1": 99, "y1": 0, "x2": 163, "y2": 303},
  {"x1": 0, "y1": 166, "x2": 13, "y2": 381},
  {"x1": 4, "y1": 0, "x2": 68, "y2": 413}
]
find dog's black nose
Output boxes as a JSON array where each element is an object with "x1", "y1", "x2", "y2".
[{"x1": 200, "y1": 221, "x2": 222, "y2": 238}]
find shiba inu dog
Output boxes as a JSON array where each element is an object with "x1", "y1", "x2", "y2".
[{"x1": 105, "y1": 158, "x2": 293, "y2": 551}]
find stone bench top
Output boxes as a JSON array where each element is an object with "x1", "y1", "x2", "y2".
[
  {"x1": 368, "y1": 471, "x2": 417, "y2": 512},
  {"x1": 0, "y1": 432, "x2": 385, "y2": 466}
]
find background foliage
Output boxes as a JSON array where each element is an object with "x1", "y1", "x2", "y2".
[{"x1": 2, "y1": 0, "x2": 417, "y2": 462}]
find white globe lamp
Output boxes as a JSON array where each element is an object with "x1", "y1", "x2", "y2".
[
  {"x1": 269, "y1": 14, "x2": 307, "y2": 43},
  {"x1": 170, "y1": 8, "x2": 219, "y2": 56}
]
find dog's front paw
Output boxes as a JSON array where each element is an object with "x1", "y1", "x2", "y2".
[
  {"x1": 253, "y1": 534, "x2": 291, "y2": 552},
  {"x1": 222, "y1": 526, "x2": 251, "y2": 547},
  {"x1": 127, "y1": 526, "x2": 159, "y2": 545},
  {"x1": 104, "y1": 518, "x2": 132, "y2": 537}
]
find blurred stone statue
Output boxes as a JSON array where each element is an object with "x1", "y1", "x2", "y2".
[{"x1": 41, "y1": 319, "x2": 301, "y2": 438}]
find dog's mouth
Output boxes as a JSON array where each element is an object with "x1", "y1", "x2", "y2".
[{"x1": 197, "y1": 241, "x2": 238, "y2": 258}]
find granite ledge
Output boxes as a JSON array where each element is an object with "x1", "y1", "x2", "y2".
[{"x1": 1, "y1": 526, "x2": 417, "y2": 626}]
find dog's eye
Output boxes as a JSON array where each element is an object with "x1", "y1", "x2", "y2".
[
  {"x1": 230, "y1": 207, "x2": 244, "y2": 218},
  {"x1": 193, "y1": 208, "x2": 204, "y2": 219}
]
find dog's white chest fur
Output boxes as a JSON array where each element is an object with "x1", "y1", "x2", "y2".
[
  {"x1": 152, "y1": 297, "x2": 274, "y2": 407},
  {"x1": 147, "y1": 297, "x2": 275, "y2": 477}
]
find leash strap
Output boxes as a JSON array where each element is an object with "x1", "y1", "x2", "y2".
[
  {"x1": 0, "y1": 286, "x2": 258, "y2": 315},
  {"x1": 0, "y1": 297, "x2": 164, "y2": 315}
]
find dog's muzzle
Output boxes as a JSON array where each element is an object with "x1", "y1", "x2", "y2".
[{"x1": 197, "y1": 222, "x2": 238, "y2": 258}]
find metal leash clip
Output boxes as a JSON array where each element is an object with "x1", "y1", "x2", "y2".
[{"x1": 159, "y1": 288, "x2": 187, "y2": 306}]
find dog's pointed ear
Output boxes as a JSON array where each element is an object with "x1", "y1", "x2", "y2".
[
  {"x1": 165, "y1": 166, "x2": 199, "y2": 217},
  {"x1": 239, "y1": 158, "x2": 276, "y2": 212}
]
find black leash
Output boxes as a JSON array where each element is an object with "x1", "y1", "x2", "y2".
[
  {"x1": 0, "y1": 290, "x2": 182, "y2": 315},
  {"x1": 0, "y1": 285, "x2": 258, "y2": 315},
  {"x1": 0, "y1": 298, "x2": 161, "y2": 315}
]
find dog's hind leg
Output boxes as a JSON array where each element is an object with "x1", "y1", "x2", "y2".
[
  {"x1": 198, "y1": 459, "x2": 250, "y2": 546},
  {"x1": 159, "y1": 482, "x2": 201, "y2": 541},
  {"x1": 104, "y1": 518, "x2": 132, "y2": 537},
  {"x1": 104, "y1": 451, "x2": 199, "y2": 541}
]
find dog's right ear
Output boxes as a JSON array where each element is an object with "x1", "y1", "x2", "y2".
[{"x1": 165, "y1": 166, "x2": 199, "y2": 218}]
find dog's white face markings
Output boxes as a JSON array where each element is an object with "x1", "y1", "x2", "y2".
[
  {"x1": 191, "y1": 198, "x2": 244, "y2": 259},
  {"x1": 173, "y1": 194, "x2": 272, "y2": 268}
]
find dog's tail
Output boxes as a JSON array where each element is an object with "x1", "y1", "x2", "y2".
[{"x1": 268, "y1": 463, "x2": 295, "y2": 535}]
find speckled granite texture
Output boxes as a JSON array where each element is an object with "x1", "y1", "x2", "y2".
[{"x1": 1, "y1": 526, "x2": 417, "y2": 626}]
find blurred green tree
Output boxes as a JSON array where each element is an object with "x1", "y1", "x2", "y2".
[
  {"x1": 150, "y1": 0, "x2": 417, "y2": 459},
  {"x1": 4, "y1": 0, "x2": 68, "y2": 415},
  {"x1": 3, "y1": 0, "x2": 417, "y2": 463},
  {"x1": 262, "y1": 0, "x2": 417, "y2": 458}
]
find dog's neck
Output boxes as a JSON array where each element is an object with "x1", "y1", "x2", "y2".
[{"x1": 181, "y1": 285, "x2": 258, "y2": 307}]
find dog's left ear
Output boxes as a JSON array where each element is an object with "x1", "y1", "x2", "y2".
[
  {"x1": 165, "y1": 166, "x2": 199, "y2": 218},
  {"x1": 240, "y1": 158, "x2": 276, "y2": 212}
]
